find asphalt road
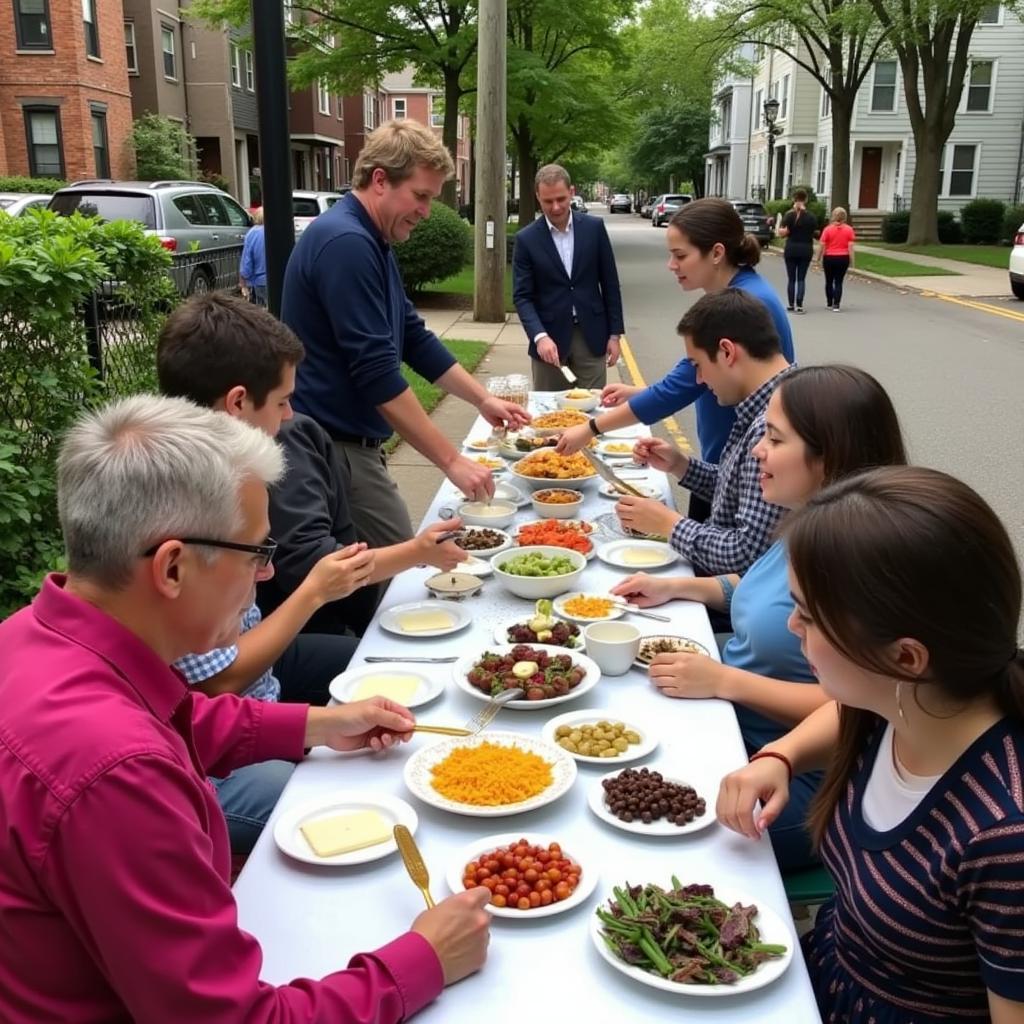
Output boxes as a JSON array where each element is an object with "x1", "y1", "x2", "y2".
[{"x1": 599, "y1": 208, "x2": 1024, "y2": 568}]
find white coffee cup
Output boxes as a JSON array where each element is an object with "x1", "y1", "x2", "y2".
[{"x1": 583, "y1": 621, "x2": 642, "y2": 676}]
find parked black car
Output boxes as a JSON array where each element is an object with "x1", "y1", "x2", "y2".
[{"x1": 729, "y1": 200, "x2": 775, "y2": 246}]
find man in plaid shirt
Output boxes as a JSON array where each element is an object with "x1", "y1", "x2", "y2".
[{"x1": 615, "y1": 289, "x2": 792, "y2": 575}]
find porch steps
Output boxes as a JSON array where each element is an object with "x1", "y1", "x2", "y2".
[{"x1": 851, "y1": 211, "x2": 886, "y2": 241}]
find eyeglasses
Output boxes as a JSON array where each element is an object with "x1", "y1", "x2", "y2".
[{"x1": 142, "y1": 536, "x2": 278, "y2": 568}]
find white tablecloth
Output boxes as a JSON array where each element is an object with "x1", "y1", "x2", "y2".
[{"x1": 233, "y1": 402, "x2": 818, "y2": 1022}]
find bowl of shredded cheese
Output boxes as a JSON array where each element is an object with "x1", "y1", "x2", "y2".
[{"x1": 403, "y1": 732, "x2": 577, "y2": 816}]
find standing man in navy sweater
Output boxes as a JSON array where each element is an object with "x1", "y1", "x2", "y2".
[
  {"x1": 282, "y1": 120, "x2": 529, "y2": 549},
  {"x1": 513, "y1": 165, "x2": 625, "y2": 390}
]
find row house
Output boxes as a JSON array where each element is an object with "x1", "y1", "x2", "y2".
[
  {"x1": 704, "y1": 44, "x2": 755, "y2": 200},
  {"x1": 0, "y1": 0, "x2": 134, "y2": 180},
  {"x1": 740, "y1": 5, "x2": 1024, "y2": 232}
]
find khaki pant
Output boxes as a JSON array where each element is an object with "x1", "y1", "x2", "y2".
[
  {"x1": 531, "y1": 326, "x2": 607, "y2": 391},
  {"x1": 331, "y1": 440, "x2": 414, "y2": 549}
]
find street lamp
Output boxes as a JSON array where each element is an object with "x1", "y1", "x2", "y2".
[{"x1": 763, "y1": 97, "x2": 782, "y2": 202}]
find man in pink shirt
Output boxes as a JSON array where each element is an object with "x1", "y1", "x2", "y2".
[{"x1": 0, "y1": 394, "x2": 490, "y2": 1022}]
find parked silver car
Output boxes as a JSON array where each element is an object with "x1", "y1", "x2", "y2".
[
  {"x1": 609, "y1": 193, "x2": 632, "y2": 214},
  {"x1": 49, "y1": 180, "x2": 252, "y2": 295},
  {"x1": 651, "y1": 193, "x2": 693, "y2": 228},
  {"x1": 0, "y1": 192, "x2": 52, "y2": 216},
  {"x1": 293, "y1": 190, "x2": 345, "y2": 236}
]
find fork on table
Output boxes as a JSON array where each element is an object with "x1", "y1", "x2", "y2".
[{"x1": 462, "y1": 687, "x2": 524, "y2": 735}]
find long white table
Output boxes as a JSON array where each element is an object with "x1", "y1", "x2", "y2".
[{"x1": 234, "y1": 404, "x2": 818, "y2": 1022}]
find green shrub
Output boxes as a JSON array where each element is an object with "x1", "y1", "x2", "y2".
[
  {"x1": 959, "y1": 198, "x2": 1005, "y2": 244},
  {"x1": 1003, "y1": 204, "x2": 1024, "y2": 245},
  {"x1": 766, "y1": 195, "x2": 827, "y2": 228},
  {"x1": 131, "y1": 113, "x2": 197, "y2": 180},
  {"x1": 0, "y1": 211, "x2": 173, "y2": 615},
  {"x1": 394, "y1": 202, "x2": 472, "y2": 290},
  {"x1": 937, "y1": 210, "x2": 963, "y2": 244},
  {"x1": 765, "y1": 199, "x2": 790, "y2": 218},
  {"x1": 0, "y1": 175, "x2": 66, "y2": 194},
  {"x1": 881, "y1": 210, "x2": 910, "y2": 243}
]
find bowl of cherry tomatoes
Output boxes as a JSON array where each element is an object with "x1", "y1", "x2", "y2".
[{"x1": 447, "y1": 833, "x2": 598, "y2": 918}]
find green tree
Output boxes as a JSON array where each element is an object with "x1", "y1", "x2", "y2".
[
  {"x1": 627, "y1": 102, "x2": 711, "y2": 198},
  {"x1": 130, "y1": 114, "x2": 197, "y2": 180}
]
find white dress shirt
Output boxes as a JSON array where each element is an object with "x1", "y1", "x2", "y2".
[{"x1": 535, "y1": 214, "x2": 576, "y2": 344}]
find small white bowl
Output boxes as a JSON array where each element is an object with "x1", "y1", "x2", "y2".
[
  {"x1": 530, "y1": 488, "x2": 585, "y2": 520},
  {"x1": 457, "y1": 500, "x2": 517, "y2": 529},
  {"x1": 557, "y1": 389, "x2": 600, "y2": 412},
  {"x1": 491, "y1": 545, "x2": 587, "y2": 599}
]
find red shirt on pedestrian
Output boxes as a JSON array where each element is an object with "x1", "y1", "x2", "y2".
[{"x1": 819, "y1": 222, "x2": 856, "y2": 256}]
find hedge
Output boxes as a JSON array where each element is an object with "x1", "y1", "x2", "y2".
[
  {"x1": 1003, "y1": 205, "x2": 1024, "y2": 245},
  {"x1": 394, "y1": 201, "x2": 472, "y2": 290},
  {"x1": 0, "y1": 175, "x2": 66, "y2": 194},
  {"x1": 882, "y1": 209, "x2": 963, "y2": 244},
  {"x1": 0, "y1": 211, "x2": 173, "y2": 615},
  {"x1": 960, "y1": 198, "x2": 1005, "y2": 245}
]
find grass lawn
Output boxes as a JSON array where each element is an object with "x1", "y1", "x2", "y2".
[
  {"x1": 419, "y1": 264, "x2": 515, "y2": 311},
  {"x1": 876, "y1": 243, "x2": 1010, "y2": 269},
  {"x1": 382, "y1": 338, "x2": 491, "y2": 455},
  {"x1": 855, "y1": 252, "x2": 960, "y2": 277}
]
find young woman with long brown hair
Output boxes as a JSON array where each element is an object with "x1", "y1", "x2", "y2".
[
  {"x1": 717, "y1": 467, "x2": 1024, "y2": 1022},
  {"x1": 612, "y1": 365, "x2": 907, "y2": 870}
]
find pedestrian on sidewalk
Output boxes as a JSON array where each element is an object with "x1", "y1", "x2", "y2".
[
  {"x1": 239, "y1": 207, "x2": 267, "y2": 306},
  {"x1": 778, "y1": 189, "x2": 818, "y2": 313},
  {"x1": 512, "y1": 164, "x2": 624, "y2": 391},
  {"x1": 281, "y1": 120, "x2": 529, "y2": 549},
  {"x1": 816, "y1": 207, "x2": 856, "y2": 311}
]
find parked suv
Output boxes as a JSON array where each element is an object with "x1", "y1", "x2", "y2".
[
  {"x1": 0, "y1": 192, "x2": 52, "y2": 216},
  {"x1": 651, "y1": 193, "x2": 693, "y2": 227},
  {"x1": 609, "y1": 193, "x2": 632, "y2": 214},
  {"x1": 49, "y1": 180, "x2": 252, "y2": 295},
  {"x1": 729, "y1": 200, "x2": 775, "y2": 246},
  {"x1": 1010, "y1": 219, "x2": 1024, "y2": 300},
  {"x1": 293, "y1": 190, "x2": 344, "y2": 236}
]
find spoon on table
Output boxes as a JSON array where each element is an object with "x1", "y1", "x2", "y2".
[{"x1": 394, "y1": 825, "x2": 435, "y2": 908}]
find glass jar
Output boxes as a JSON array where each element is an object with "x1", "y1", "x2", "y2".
[{"x1": 505, "y1": 373, "x2": 529, "y2": 407}]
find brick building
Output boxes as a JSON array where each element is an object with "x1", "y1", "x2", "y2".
[{"x1": 0, "y1": 0, "x2": 134, "y2": 179}]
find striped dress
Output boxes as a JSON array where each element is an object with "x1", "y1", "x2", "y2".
[{"x1": 804, "y1": 718, "x2": 1024, "y2": 1022}]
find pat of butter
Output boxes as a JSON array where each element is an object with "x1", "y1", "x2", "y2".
[
  {"x1": 621, "y1": 547, "x2": 668, "y2": 566},
  {"x1": 352, "y1": 673, "x2": 423, "y2": 704},
  {"x1": 300, "y1": 810, "x2": 391, "y2": 857},
  {"x1": 397, "y1": 610, "x2": 455, "y2": 633}
]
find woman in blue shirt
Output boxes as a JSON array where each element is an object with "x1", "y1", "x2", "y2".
[
  {"x1": 612, "y1": 365, "x2": 907, "y2": 869},
  {"x1": 557, "y1": 198, "x2": 794, "y2": 520}
]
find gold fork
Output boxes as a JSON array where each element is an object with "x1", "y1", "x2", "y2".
[{"x1": 462, "y1": 687, "x2": 524, "y2": 735}]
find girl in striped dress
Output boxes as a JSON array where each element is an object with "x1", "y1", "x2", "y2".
[{"x1": 717, "y1": 466, "x2": 1024, "y2": 1022}]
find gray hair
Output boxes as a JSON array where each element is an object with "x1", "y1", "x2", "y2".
[
  {"x1": 58, "y1": 394, "x2": 285, "y2": 588},
  {"x1": 535, "y1": 164, "x2": 571, "y2": 191}
]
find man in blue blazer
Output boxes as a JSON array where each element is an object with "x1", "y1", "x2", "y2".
[{"x1": 513, "y1": 165, "x2": 625, "y2": 390}]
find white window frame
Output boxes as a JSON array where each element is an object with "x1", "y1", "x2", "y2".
[
  {"x1": 977, "y1": 3, "x2": 1003, "y2": 25},
  {"x1": 780, "y1": 74, "x2": 789, "y2": 120},
  {"x1": 161, "y1": 25, "x2": 176, "y2": 80},
  {"x1": 82, "y1": 0, "x2": 99, "y2": 59},
  {"x1": 962, "y1": 58, "x2": 995, "y2": 114},
  {"x1": 816, "y1": 145, "x2": 828, "y2": 196},
  {"x1": 229, "y1": 43, "x2": 241, "y2": 88},
  {"x1": 245, "y1": 50, "x2": 254, "y2": 91},
  {"x1": 870, "y1": 60, "x2": 898, "y2": 113},
  {"x1": 820, "y1": 70, "x2": 832, "y2": 118},
  {"x1": 283, "y1": 0, "x2": 295, "y2": 25},
  {"x1": 317, "y1": 79, "x2": 331, "y2": 115},
  {"x1": 363, "y1": 91, "x2": 375, "y2": 128},
  {"x1": 124, "y1": 21, "x2": 137, "y2": 73},
  {"x1": 393, "y1": 97, "x2": 407, "y2": 119},
  {"x1": 938, "y1": 142, "x2": 981, "y2": 198},
  {"x1": 754, "y1": 88, "x2": 763, "y2": 128},
  {"x1": 429, "y1": 94, "x2": 443, "y2": 127}
]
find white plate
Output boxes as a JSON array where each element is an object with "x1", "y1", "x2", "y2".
[
  {"x1": 492, "y1": 616, "x2": 585, "y2": 650},
  {"x1": 603, "y1": 425, "x2": 644, "y2": 439},
  {"x1": 587, "y1": 769, "x2": 715, "y2": 836},
  {"x1": 590, "y1": 889, "x2": 794, "y2": 996},
  {"x1": 273, "y1": 792, "x2": 418, "y2": 867},
  {"x1": 493, "y1": 481, "x2": 530, "y2": 507},
  {"x1": 596, "y1": 539, "x2": 679, "y2": 570},
  {"x1": 635, "y1": 634, "x2": 712, "y2": 669},
  {"x1": 453, "y1": 644, "x2": 601, "y2": 709},
  {"x1": 598, "y1": 482, "x2": 659, "y2": 499},
  {"x1": 463, "y1": 437, "x2": 499, "y2": 452},
  {"x1": 456, "y1": 554, "x2": 494, "y2": 577},
  {"x1": 596, "y1": 440, "x2": 637, "y2": 460},
  {"x1": 328, "y1": 664, "x2": 444, "y2": 709},
  {"x1": 403, "y1": 731, "x2": 577, "y2": 817},
  {"x1": 542, "y1": 708, "x2": 658, "y2": 765},
  {"x1": 378, "y1": 601, "x2": 473, "y2": 638},
  {"x1": 514, "y1": 521, "x2": 597, "y2": 560},
  {"x1": 469, "y1": 457, "x2": 506, "y2": 474},
  {"x1": 552, "y1": 592, "x2": 625, "y2": 624},
  {"x1": 454, "y1": 527, "x2": 514, "y2": 558},
  {"x1": 446, "y1": 832, "x2": 598, "y2": 918}
]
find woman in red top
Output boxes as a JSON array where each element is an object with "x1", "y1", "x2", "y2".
[{"x1": 816, "y1": 207, "x2": 856, "y2": 311}]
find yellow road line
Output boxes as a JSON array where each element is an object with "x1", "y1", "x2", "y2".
[
  {"x1": 921, "y1": 291, "x2": 1024, "y2": 324},
  {"x1": 618, "y1": 335, "x2": 694, "y2": 453}
]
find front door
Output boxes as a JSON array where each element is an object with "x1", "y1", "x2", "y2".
[{"x1": 859, "y1": 147, "x2": 883, "y2": 208}]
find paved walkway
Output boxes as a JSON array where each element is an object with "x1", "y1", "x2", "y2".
[{"x1": 853, "y1": 243, "x2": 1009, "y2": 297}]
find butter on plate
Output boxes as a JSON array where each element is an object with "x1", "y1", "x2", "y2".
[
  {"x1": 299, "y1": 809, "x2": 392, "y2": 858},
  {"x1": 352, "y1": 673, "x2": 423, "y2": 704},
  {"x1": 620, "y1": 546, "x2": 670, "y2": 566},
  {"x1": 396, "y1": 609, "x2": 456, "y2": 633}
]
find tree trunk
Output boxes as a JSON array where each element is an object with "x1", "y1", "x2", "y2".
[
  {"x1": 907, "y1": 130, "x2": 941, "y2": 244},
  {"x1": 517, "y1": 114, "x2": 538, "y2": 227},
  {"x1": 440, "y1": 70, "x2": 462, "y2": 209},
  {"x1": 829, "y1": 98, "x2": 852, "y2": 214}
]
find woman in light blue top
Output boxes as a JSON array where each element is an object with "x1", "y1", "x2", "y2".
[{"x1": 612, "y1": 365, "x2": 907, "y2": 869}]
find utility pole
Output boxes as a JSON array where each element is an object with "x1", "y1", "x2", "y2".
[
  {"x1": 473, "y1": 0, "x2": 507, "y2": 322},
  {"x1": 252, "y1": 0, "x2": 293, "y2": 316}
]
